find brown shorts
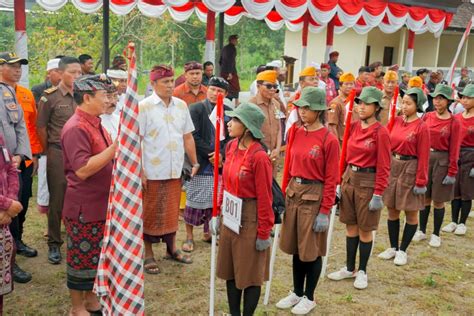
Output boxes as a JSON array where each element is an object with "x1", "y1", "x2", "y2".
[
  {"x1": 280, "y1": 178, "x2": 327, "y2": 262},
  {"x1": 216, "y1": 199, "x2": 270, "y2": 289},
  {"x1": 339, "y1": 168, "x2": 381, "y2": 232},
  {"x1": 454, "y1": 150, "x2": 474, "y2": 200},
  {"x1": 383, "y1": 158, "x2": 424, "y2": 211},
  {"x1": 426, "y1": 151, "x2": 454, "y2": 203}
]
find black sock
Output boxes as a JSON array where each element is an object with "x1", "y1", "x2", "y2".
[
  {"x1": 358, "y1": 240, "x2": 373, "y2": 273},
  {"x1": 243, "y1": 286, "x2": 261, "y2": 316},
  {"x1": 460, "y1": 200, "x2": 472, "y2": 225},
  {"x1": 292, "y1": 254, "x2": 305, "y2": 297},
  {"x1": 433, "y1": 207, "x2": 445, "y2": 236},
  {"x1": 451, "y1": 199, "x2": 462, "y2": 224},
  {"x1": 303, "y1": 257, "x2": 322, "y2": 301},
  {"x1": 419, "y1": 205, "x2": 430, "y2": 233},
  {"x1": 346, "y1": 236, "x2": 359, "y2": 272},
  {"x1": 226, "y1": 280, "x2": 242, "y2": 316},
  {"x1": 400, "y1": 223, "x2": 418, "y2": 252},
  {"x1": 387, "y1": 219, "x2": 400, "y2": 250}
]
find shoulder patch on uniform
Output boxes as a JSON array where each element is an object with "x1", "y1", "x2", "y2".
[
  {"x1": 6, "y1": 103, "x2": 18, "y2": 110},
  {"x1": 44, "y1": 86, "x2": 58, "y2": 94},
  {"x1": 3, "y1": 91, "x2": 12, "y2": 98},
  {"x1": 40, "y1": 96, "x2": 48, "y2": 103}
]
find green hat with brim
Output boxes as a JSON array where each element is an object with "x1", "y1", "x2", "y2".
[
  {"x1": 293, "y1": 86, "x2": 327, "y2": 111},
  {"x1": 405, "y1": 87, "x2": 427, "y2": 112},
  {"x1": 459, "y1": 84, "x2": 474, "y2": 98},
  {"x1": 429, "y1": 84, "x2": 454, "y2": 101},
  {"x1": 225, "y1": 102, "x2": 265, "y2": 139},
  {"x1": 355, "y1": 86, "x2": 383, "y2": 107}
]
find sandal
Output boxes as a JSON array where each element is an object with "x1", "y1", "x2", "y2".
[
  {"x1": 181, "y1": 239, "x2": 194, "y2": 252},
  {"x1": 144, "y1": 257, "x2": 161, "y2": 274},
  {"x1": 164, "y1": 250, "x2": 193, "y2": 264}
]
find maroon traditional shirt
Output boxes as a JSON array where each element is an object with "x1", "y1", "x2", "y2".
[{"x1": 61, "y1": 108, "x2": 113, "y2": 222}]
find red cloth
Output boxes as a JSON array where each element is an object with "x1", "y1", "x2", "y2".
[
  {"x1": 457, "y1": 114, "x2": 474, "y2": 148},
  {"x1": 289, "y1": 127, "x2": 340, "y2": 214},
  {"x1": 221, "y1": 139, "x2": 274, "y2": 239},
  {"x1": 322, "y1": 77, "x2": 337, "y2": 105},
  {"x1": 423, "y1": 112, "x2": 462, "y2": 176},
  {"x1": 390, "y1": 117, "x2": 430, "y2": 186},
  {"x1": 61, "y1": 108, "x2": 113, "y2": 222},
  {"x1": 345, "y1": 121, "x2": 391, "y2": 195}
]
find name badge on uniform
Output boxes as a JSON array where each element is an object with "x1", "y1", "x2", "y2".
[
  {"x1": 222, "y1": 190, "x2": 243, "y2": 234},
  {"x1": 1, "y1": 147, "x2": 11, "y2": 163}
]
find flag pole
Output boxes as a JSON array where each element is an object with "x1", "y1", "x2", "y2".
[
  {"x1": 209, "y1": 93, "x2": 223, "y2": 316},
  {"x1": 321, "y1": 89, "x2": 356, "y2": 279}
]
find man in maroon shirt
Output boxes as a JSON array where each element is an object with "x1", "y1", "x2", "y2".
[{"x1": 61, "y1": 75, "x2": 116, "y2": 315}]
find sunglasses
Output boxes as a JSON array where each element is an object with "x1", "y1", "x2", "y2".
[{"x1": 263, "y1": 84, "x2": 278, "y2": 90}]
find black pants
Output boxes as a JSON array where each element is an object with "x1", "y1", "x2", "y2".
[{"x1": 9, "y1": 161, "x2": 33, "y2": 243}]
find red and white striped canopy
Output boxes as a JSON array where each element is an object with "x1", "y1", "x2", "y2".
[{"x1": 30, "y1": 0, "x2": 454, "y2": 36}]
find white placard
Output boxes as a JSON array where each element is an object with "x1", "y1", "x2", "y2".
[{"x1": 222, "y1": 190, "x2": 242, "y2": 234}]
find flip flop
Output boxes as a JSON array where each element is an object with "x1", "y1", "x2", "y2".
[
  {"x1": 144, "y1": 257, "x2": 161, "y2": 274},
  {"x1": 164, "y1": 250, "x2": 193, "y2": 264},
  {"x1": 182, "y1": 239, "x2": 194, "y2": 252}
]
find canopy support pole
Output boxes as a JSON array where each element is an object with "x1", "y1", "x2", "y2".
[
  {"x1": 404, "y1": 30, "x2": 415, "y2": 73},
  {"x1": 14, "y1": 0, "x2": 29, "y2": 87},
  {"x1": 102, "y1": 0, "x2": 110, "y2": 72},
  {"x1": 300, "y1": 12, "x2": 309, "y2": 71},
  {"x1": 215, "y1": 12, "x2": 225, "y2": 75},
  {"x1": 205, "y1": 10, "x2": 216, "y2": 65},
  {"x1": 325, "y1": 18, "x2": 335, "y2": 63}
]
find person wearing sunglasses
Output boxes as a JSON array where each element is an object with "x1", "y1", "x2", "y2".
[{"x1": 249, "y1": 70, "x2": 282, "y2": 177}]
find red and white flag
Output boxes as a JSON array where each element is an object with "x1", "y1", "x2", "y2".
[{"x1": 447, "y1": 16, "x2": 473, "y2": 85}]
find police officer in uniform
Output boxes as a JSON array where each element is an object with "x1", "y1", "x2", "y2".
[
  {"x1": 37, "y1": 56, "x2": 82, "y2": 264},
  {"x1": 0, "y1": 52, "x2": 33, "y2": 283}
]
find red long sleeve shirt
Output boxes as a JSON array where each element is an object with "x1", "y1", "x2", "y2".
[
  {"x1": 423, "y1": 112, "x2": 462, "y2": 176},
  {"x1": 221, "y1": 139, "x2": 274, "y2": 239},
  {"x1": 390, "y1": 116, "x2": 430, "y2": 186},
  {"x1": 345, "y1": 121, "x2": 391, "y2": 195},
  {"x1": 457, "y1": 114, "x2": 474, "y2": 147},
  {"x1": 289, "y1": 127, "x2": 340, "y2": 214}
]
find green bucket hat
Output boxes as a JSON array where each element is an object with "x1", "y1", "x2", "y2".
[
  {"x1": 405, "y1": 87, "x2": 427, "y2": 112},
  {"x1": 459, "y1": 83, "x2": 474, "y2": 98},
  {"x1": 429, "y1": 84, "x2": 454, "y2": 101},
  {"x1": 225, "y1": 102, "x2": 265, "y2": 139},
  {"x1": 355, "y1": 86, "x2": 384, "y2": 107},
  {"x1": 293, "y1": 87, "x2": 327, "y2": 111}
]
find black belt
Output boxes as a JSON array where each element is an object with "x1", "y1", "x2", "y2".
[
  {"x1": 294, "y1": 177, "x2": 323, "y2": 185},
  {"x1": 430, "y1": 148, "x2": 447, "y2": 152},
  {"x1": 349, "y1": 164, "x2": 376, "y2": 173},
  {"x1": 49, "y1": 143, "x2": 62, "y2": 150},
  {"x1": 393, "y1": 153, "x2": 417, "y2": 160},
  {"x1": 461, "y1": 147, "x2": 474, "y2": 152}
]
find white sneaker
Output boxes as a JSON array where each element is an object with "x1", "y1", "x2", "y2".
[
  {"x1": 290, "y1": 296, "x2": 316, "y2": 315},
  {"x1": 353, "y1": 271, "x2": 368, "y2": 289},
  {"x1": 378, "y1": 248, "x2": 396, "y2": 260},
  {"x1": 327, "y1": 267, "x2": 356, "y2": 281},
  {"x1": 454, "y1": 224, "x2": 467, "y2": 235},
  {"x1": 394, "y1": 250, "x2": 408, "y2": 266},
  {"x1": 442, "y1": 222, "x2": 457, "y2": 233},
  {"x1": 429, "y1": 234, "x2": 441, "y2": 248},
  {"x1": 412, "y1": 231, "x2": 427, "y2": 242},
  {"x1": 276, "y1": 291, "x2": 302, "y2": 309}
]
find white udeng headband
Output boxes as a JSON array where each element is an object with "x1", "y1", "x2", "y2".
[
  {"x1": 107, "y1": 69, "x2": 128, "y2": 79},
  {"x1": 46, "y1": 58, "x2": 60, "y2": 71}
]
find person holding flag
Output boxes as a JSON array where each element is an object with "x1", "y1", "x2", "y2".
[
  {"x1": 328, "y1": 72, "x2": 355, "y2": 144},
  {"x1": 215, "y1": 103, "x2": 274, "y2": 316},
  {"x1": 276, "y1": 87, "x2": 339, "y2": 314},
  {"x1": 443, "y1": 84, "x2": 474, "y2": 236},
  {"x1": 413, "y1": 85, "x2": 462, "y2": 247},
  {"x1": 328, "y1": 87, "x2": 391, "y2": 290},
  {"x1": 378, "y1": 88, "x2": 430, "y2": 266},
  {"x1": 380, "y1": 71, "x2": 402, "y2": 126}
]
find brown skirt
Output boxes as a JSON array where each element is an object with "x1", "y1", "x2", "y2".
[
  {"x1": 216, "y1": 199, "x2": 271, "y2": 289},
  {"x1": 339, "y1": 168, "x2": 381, "y2": 232},
  {"x1": 143, "y1": 179, "x2": 182, "y2": 237},
  {"x1": 383, "y1": 158, "x2": 424, "y2": 211},
  {"x1": 426, "y1": 151, "x2": 454, "y2": 203},
  {"x1": 280, "y1": 178, "x2": 327, "y2": 262},
  {"x1": 455, "y1": 150, "x2": 474, "y2": 200}
]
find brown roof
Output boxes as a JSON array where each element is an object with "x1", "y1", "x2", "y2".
[{"x1": 449, "y1": 3, "x2": 474, "y2": 30}]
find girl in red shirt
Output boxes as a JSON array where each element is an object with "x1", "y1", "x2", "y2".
[
  {"x1": 277, "y1": 87, "x2": 339, "y2": 314},
  {"x1": 379, "y1": 88, "x2": 430, "y2": 266},
  {"x1": 444, "y1": 84, "x2": 474, "y2": 236},
  {"x1": 328, "y1": 86, "x2": 391, "y2": 290},
  {"x1": 413, "y1": 85, "x2": 462, "y2": 248},
  {"x1": 215, "y1": 103, "x2": 274, "y2": 316}
]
